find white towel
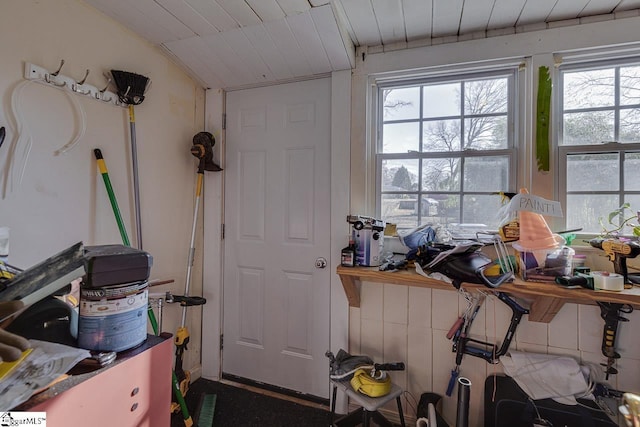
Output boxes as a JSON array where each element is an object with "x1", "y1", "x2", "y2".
[{"x1": 500, "y1": 351, "x2": 589, "y2": 405}]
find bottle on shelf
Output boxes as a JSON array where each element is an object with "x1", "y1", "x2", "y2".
[{"x1": 341, "y1": 239, "x2": 356, "y2": 267}]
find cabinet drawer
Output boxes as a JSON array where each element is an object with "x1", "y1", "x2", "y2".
[{"x1": 32, "y1": 337, "x2": 172, "y2": 427}]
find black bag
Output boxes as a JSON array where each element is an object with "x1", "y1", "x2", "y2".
[
  {"x1": 484, "y1": 374, "x2": 617, "y2": 427},
  {"x1": 416, "y1": 243, "x2": 512, "y2": 289}
]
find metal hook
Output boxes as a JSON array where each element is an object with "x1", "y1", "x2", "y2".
[
  {"x1": 99, "y1": 72, "x2": 112, "y2": 93},
  {"x1": 72, "y1": 83, "x2": 91, "y2": 95},
  {"x1": 51, "y1": 59, "x2": 65, "y2": 76},
  {"x1": 76, "y1": 69, "x2": 90, "y2": 85}
]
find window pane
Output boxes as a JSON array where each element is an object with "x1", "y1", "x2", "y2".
[
  {"x1": 563, "y1": 68, "x2": 614, "y2": 109},
  {"x1": 422, "y1": 158, "x2": 460, "y2": 191},
  {"x1": 423, "y1": 120, "x2": 461, "y2": 152},
  {"x1": 382, "y1": 159, "x2": 419, "y2": 191},
  {"x1": 620, "y1": 66, "x2": 640, "y2": 106},
  {"x1": 624, "y1": 152, "x2": 640, "y2": 191},
  {"x1": 566, "y1": 194, "x2": 619, "y2": 233},
  {"x1": 463, "y1": 194, "x2": 503, "y2": 228},
  {"x1": 423, "y1": 83, "x2": 459, "y2": 118},
  {"x1": 624, "y1": 195, "x2": 640, "y2": 220},
  {"x1": 567, "y1": 153, "x2": 618, "y2": 191},
  {"x1": 439, "y1": 195, "x2": 461, "y2": 224},
  {"x1": 383, "y1": 87, "x2": 420, "y2": 120},
  {"x1": 382, "y1": 122, "x2": 419, "y2": 153},
  {"x1": 464, "y1": 78, "x2": 508, "y2": 114},
  {"x1": 562, "y1": 111, "x2": 614, "y2": 145},
  {"x1": 377, "y1": 70, "x2": 514, "y2": 230},
  {"x1": 464, "y1": 156, "x2": 509, "y2": 191},
  {"x1": 381, "y1": 194, "x2": 418, "y2": 229},
  {"x1": 560, "y1": 63, "x2": 640, "y2": 234},
  {"x1": 465, "y1": 116, "x2": 508, "y2": 149},
  {"x1": 620, "y1": 108, "x2": 640, "y2": 142}
]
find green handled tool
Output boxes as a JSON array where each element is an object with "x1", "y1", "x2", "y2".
[
  {"x1": 94, "y1": 149, "x2": 130, "y2": 247},
  {"x1": 94, "y1": 148, "x2": 193, "y2": 427}
]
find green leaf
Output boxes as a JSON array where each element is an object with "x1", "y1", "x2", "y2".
[
  {"x1": 608, "y1": 209, "x2": 621, "y2": 224},
  {"x1": 536, "y1": 66, "x2": 552, "y2": 172}
]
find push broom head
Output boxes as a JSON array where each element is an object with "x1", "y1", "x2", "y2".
[{"x1": 111, "y1": 70, "x2": 150, "y2": 105}]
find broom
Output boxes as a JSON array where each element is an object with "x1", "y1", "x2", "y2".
[{"x1": 111, "y1": 70, "x2": 150, "y2": 250}]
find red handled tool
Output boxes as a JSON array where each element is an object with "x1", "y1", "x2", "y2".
[{"x1": 447, "y1": 294, "x2": 484, "y2": 396}]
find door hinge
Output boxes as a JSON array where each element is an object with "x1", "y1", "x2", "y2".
[
  {"x1": 222, "y1": 113, "x2": 226, "y2": 130},
  {"x1": 221, "y1": 223, "x2": 225, "y2": 240},
  {"x1": 220, "y1": 334, "x2": 224, "y2": 350}
]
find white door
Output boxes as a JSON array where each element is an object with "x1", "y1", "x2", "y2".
[{"x1": 223, "y1": 78, "x2": 331, "y2": 399}]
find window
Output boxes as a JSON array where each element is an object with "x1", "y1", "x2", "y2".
[
  {"x1": 376, "y1": 70, "x2": 517, "y2": 231},
  {"x1": 558, "y1": 59, "x2": 640, "y2": 234}
]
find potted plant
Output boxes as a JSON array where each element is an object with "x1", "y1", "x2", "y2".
[{"x1": 599, "y1": 203, "x2": 640, "y2": 238}]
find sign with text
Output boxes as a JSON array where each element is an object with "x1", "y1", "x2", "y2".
[
  {"x1": 506, "y1": 193, "x2": 563, "y2": 217},
  {"x1": 0, "y1": 412, "x2": 46, "y2": 426}
]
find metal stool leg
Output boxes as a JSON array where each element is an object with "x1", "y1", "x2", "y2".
[
  {"x1": 396, "y1": 396, "x2": 406, "y2": 427},
  {"x1": 330, "y1": 385, "x2": 337, "y2": 426},
  {"x1": 363, "y1": 409, "x2": 370, "y2": 427}
]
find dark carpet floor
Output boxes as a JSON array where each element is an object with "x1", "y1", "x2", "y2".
[{"x1": 171, "y1": 378, "x2": 331, "y2": 427}]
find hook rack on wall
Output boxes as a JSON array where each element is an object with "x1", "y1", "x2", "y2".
[{"x1": 24, "y1": 61, "x2": 125, "y2": 108}]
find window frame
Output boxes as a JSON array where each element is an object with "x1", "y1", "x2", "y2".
[
  {"x1": 373, "y1": 68, "x2": 520, "y2": 230},
  {"x1": 556, "y1": 56, "x2": 640, "y2": 238}
]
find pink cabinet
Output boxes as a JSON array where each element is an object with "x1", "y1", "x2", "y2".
[{"x1": 28, "y1": 334, "x2": 173, "y2": 427}]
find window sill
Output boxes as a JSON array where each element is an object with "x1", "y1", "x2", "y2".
[{"x1": 336, "y1": 265, "x2": 640, "y2": 323}]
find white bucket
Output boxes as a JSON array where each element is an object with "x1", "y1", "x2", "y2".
[{"x1": 77, "y1": 281, "x2": 148, "y2": 352}]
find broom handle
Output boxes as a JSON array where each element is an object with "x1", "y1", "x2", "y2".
[
  {"x1": 181, "y1": 171, "x2": 203, "y2": 328},
  {"x1": 94, "y1": 149, "x2": 131, "y2": 246},
  {"x1": 128, "y1": 105, "x2": 143, "y2": 250}
]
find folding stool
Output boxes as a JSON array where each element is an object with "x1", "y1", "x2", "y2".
[{"x1": 330, "y1": 379, "x2": 406, "y2": 427}]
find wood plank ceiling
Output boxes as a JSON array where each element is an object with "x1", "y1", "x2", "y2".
[{"x1": 83, "y1": 0, "x2": 640, "y2": 89}]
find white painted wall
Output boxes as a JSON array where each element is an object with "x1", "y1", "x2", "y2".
[
  {"x1": 0, "y1": 0, "x2": 206, "y2": 377},
  {"x1": 349, "y1": 15, "x2": 640, "y2": 427}
]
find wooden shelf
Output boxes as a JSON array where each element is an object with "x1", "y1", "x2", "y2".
[{"x1": 337, "y1": 266, "x2": 640, "y2": 323}]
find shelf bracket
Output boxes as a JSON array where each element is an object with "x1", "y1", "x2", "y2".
[
  {"x1": 339, "y1": 274, "x2": 360, "y2": 307},
  {"x1": 528, "y1": 296, "x2": 566, "y2": 323}
]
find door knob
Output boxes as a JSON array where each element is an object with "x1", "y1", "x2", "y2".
[{"x1": 315, "y1": 257, "x2": 327, "y2": 269}]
